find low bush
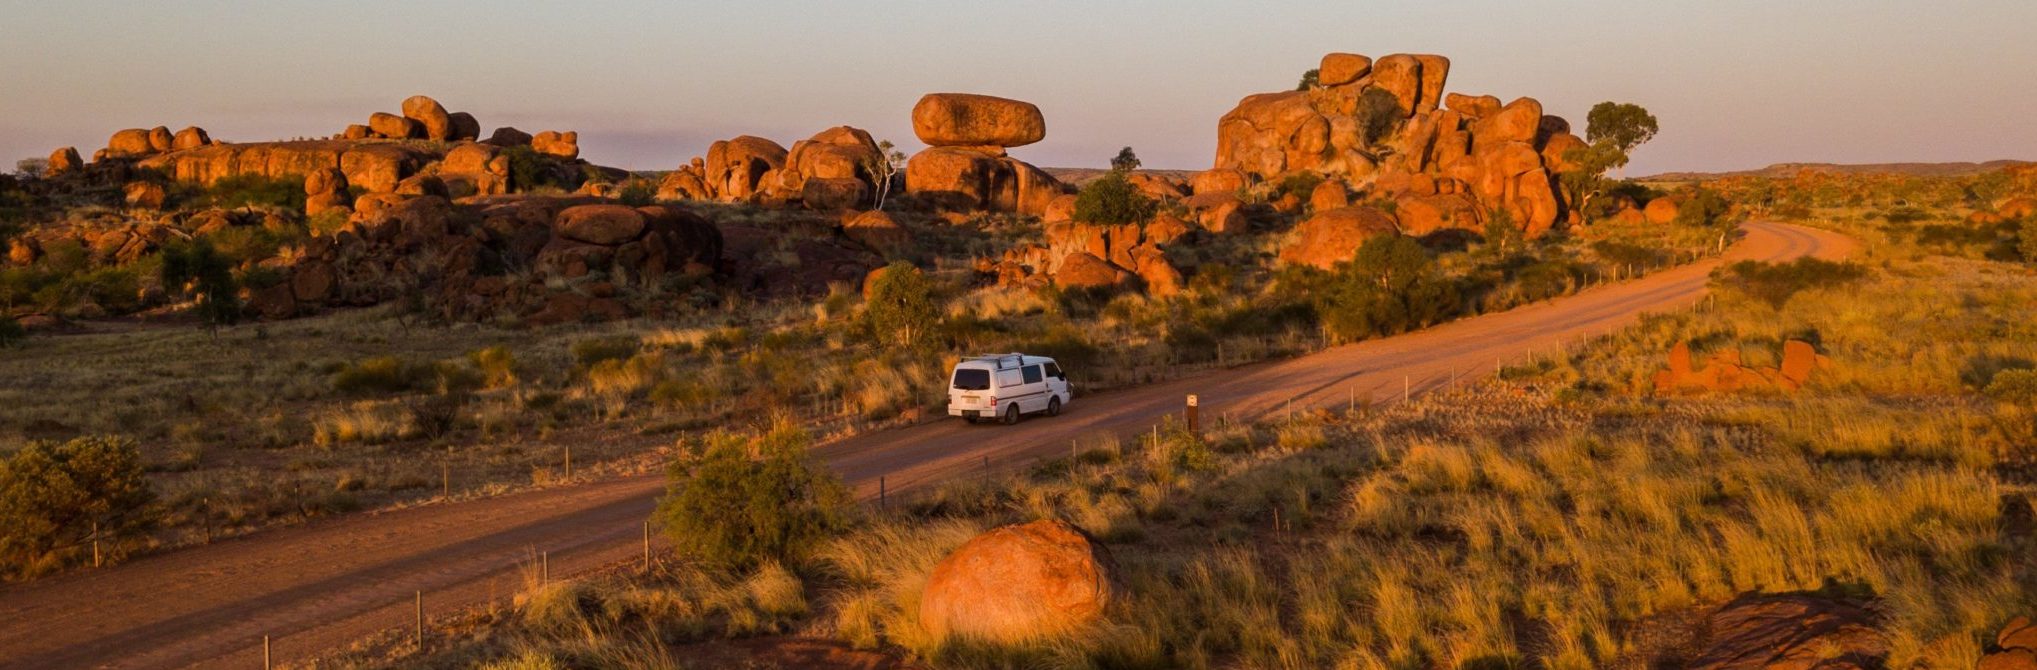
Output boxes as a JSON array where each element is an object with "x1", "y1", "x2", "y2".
[
  {"x1": 653, "y1": 424, "x2": 853, "y2": 569},
  {"x1": 1073, "y1": 172, "x2": 1156, "y2": 225},
  {"x1": 1712, "y1": 258, "x2": 1869, "y2": 309},
  {"x1": 198, "y1": 174, "x2": 306, "y2": 211},
  {"x1": 1315, "y1": 236, "x2": 1461, "y2": 341},
  {"x1": 0, "y1": 315, "x2": 22, "y2": 347},
  {"x1": 570, "y1": 335, "x2": 641, "y2": 369},
  {"x1": 0, "y1": 435, "x2": 158, "y2": 578}
]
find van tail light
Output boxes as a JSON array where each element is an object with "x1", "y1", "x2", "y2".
[{"x1": 988, "y1": 396, "x2": 997, "y2": 406}]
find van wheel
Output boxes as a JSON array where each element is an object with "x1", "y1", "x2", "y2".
[
  {"x1": 1047, "y1": 397, "x2": 1062, "y2": 417},
  {"x1": 1002, "y1": 403, "x2": 1020, "y2": 425}
]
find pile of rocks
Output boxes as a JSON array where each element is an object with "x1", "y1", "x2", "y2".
[
  {"x1": 659, "y1": 126, "x2": 885, "y2": 210},
  {"x1": 903, "y1": 93, "x2": 1065, "y2": 215},
  {"x1": 980, "y1": 211, "x2": 1193, "y2": 295},
  {"x1": 1652, "y1": 339, "x2": 1827, "y2": 394},
  {"x1": 1203, "y1": 52, "x2": 1585, "y2": 246},
  {"x1": 243, "y1": 195, "x2": 724, "y2": 323},
  {"x1": 99, "y1": 125, "x2": 215, "y2": 161},
  {"x1": 341, "y1": 95, "x2": 480, "y2": 142}
]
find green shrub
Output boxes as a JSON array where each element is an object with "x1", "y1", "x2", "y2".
[
  {"x1": 1984, "y1": 369, "x2": 2037, "y2": 406},
  {"x1": 1674, "y1": 187, "x2": 1732, "y2": 228},
  {"x1": 0, "y1": 435, "x2": 158, "y2": 578},
  {"x1": 1073, "y1": 172, "x2": 1156, "y2": 225},
  {"x1": 2022, "y1": 220, "x2": 2037, "y2": 264},
  {"x1": 199, "y1": 174, "x2": 307, "y2": 211},
  {"x1": 653, "y1": 425, "x2": 852, "y2": 569},
  {"x1": 1316, "y1": 236, "x2": 1460, "y2": 341},
  {"x1": 863, "y1": 262, "x2": 939, "y2": 350},
  {"x1": 1275, "y1": 172, "x2": 1324, "y2": 201},
  {"x1": 0, "y1": 315, "x2": 23, "y2": 347},
  {"x1": 467, "y1": 346, "x2": 520, "y2": 389},
  {"x1": 159, "y1": 239, "x2": 240, "y2": 329},
  {"x1": 502, "y1": 146, "x2": 585, "y2": 193},
  {"x1": 330, "y1": 356, "x2": 433, "y2": 395},
  {"x1": 1712, "y1": 258, "x2": 1869, "y2": 310},
  {"x1": 1356, "y1": 87, "x2": 1405, "y2": 147},
  {"x1": 570, "y1": 335, "x2": 641, "y2": 369},
  {"x1": 618, "y1": 179, "x2": 657, "y2": 207},
  {"x1": 1882, "y1": 206, "x2": 1930, "y2": 224}
]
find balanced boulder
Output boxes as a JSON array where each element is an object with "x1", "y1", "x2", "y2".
[
  {"x1": 919, "y1": 520, "x2": 1118, "y2": 643},
  {"x1": 911, "y1": 93, "x2": 1045, "y2": 148}
]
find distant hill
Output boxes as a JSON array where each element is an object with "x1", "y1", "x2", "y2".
[
  {"x1": 1642, "y1": 160, "x2": 2034, "y2": 181},
  {"x1": 1042, "y1": 167, "x2": 1200, "y2": 187}
]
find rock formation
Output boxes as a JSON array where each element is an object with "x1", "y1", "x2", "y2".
[
  {"x1": 1984, "y1": 616, "x2": 2037, "y2": 670},
  {"x1": 1279, "y1": 206, "x2": 1398, "y2": 270},
  {"x1": 1686, "y1": 594, "x2": 1887, "y2": 670},
  {"x1": 903, "y1": 93, "x2": 1065, "y2": 215},
  {"x1": 918, "y1": 520, "x2": 1118, "y2": 644},
  {"x1": 661, "y1": 127, "x2": 890, "y2": 211},
  {"x1": 1206, "y1": 52, "x2": 1584, "y2": 240},
  {"x1": 532, "y1": 130, "x2": 579, "y2": 159},
  {"x1": 1653, "y1": 340, "x2": 1827, "y2": 394},
  {"x1": 47, "y1": 147, "x2": 82, "y2": 176}
]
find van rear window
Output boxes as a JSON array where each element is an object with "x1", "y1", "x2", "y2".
[{"x1": 952, "y1": 369, "x2": 991, "y2": 390}]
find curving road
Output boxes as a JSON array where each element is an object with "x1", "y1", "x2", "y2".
[{"x1": 0, "y1": 221, "x2": 1853, "y2": 669}]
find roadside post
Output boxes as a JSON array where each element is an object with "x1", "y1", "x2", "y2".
[{"x1": 1186, "y1": 395, "x2": 1199, "y2": 435}]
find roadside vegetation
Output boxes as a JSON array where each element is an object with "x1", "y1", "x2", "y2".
[{"x1": 321, "y1": 176, "x2": 2035, "y2": 669}]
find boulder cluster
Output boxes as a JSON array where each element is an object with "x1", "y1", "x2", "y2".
[
  {"x1": 341, "y1": 95, "x2": 480, "y2": 142},
  {"x1": 658, "y1": 126, "x2": 886, "y2": 210},
  {"x1": 901, "y1": 93, "x2": 1066, "y2": 215},
  {"x1": 1203, "y1": 52, "x2": 1584, "y2": 246},
  {"x1": 980, "y1": 210, "x2": 1196, "y2": 295},
  {"x1": 244, "y1": 195, "x2": 721, "y2": 324},
  {"x1": 1652, "y1": 340, "x2": 1826, "y2": 394},
  {"x1": 98, "y1": 125, "x2": 216, "y2": 161}
]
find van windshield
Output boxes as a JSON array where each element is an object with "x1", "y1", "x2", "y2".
[{"x1": 952, "y1": 369, "x2": 991, "y2": 390}]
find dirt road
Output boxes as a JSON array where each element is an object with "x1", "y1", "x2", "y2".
[{"x1": 0, "y1": 222, "x2": 1853, "y2": 669}]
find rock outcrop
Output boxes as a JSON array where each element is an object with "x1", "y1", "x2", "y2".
[
  {"x1": 1687, "y1": 594, "x2": 1887, "y2": 670},
  {"x1": 1209, "y1": 52, "x2": 1582, "y2": 239},
  {"x1": 1984, "y1": 616, "x2": 2037, "y2": 670},
  {"x1": 918, "y1": 520, "x2": 1117, "y2": 644},
  {"x1": 136, "y1": 140, "x2": 435, "y2": 193},
  {"x1": 532, "y1": 130, "x2": 579, "y2": 159},
  {"x1": 1279, "y1": 206, "x2": 1398, "y2": 270},
  {"x1": 1653, "y1": 340, "x2": 1827, "y2": 394},
  {"x1": 902, "y1": 93, "x2": 1064, "y2": 215},
  {"x1": 47, "y1": 147, "x2": 83, "y2": 176}
]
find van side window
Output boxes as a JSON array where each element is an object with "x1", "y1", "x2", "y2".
[
  {"x1": 997, "y1": 369, "x2": 1023, "y2": 388},
  {"x1": 1043, "y1": 362, "x2": 1063, "y2": 379},
  {"x1": 1022, "y1": 365, "x2": 1043, "y2": 384}
]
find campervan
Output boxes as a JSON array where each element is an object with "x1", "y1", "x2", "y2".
[{"x1": 946, "y1": 353, "x2": 1070, "y2": 424}]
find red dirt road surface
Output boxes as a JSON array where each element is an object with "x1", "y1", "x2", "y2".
[{"x1": 0, "y1": 221, "x2": 1853, "y2": 669}]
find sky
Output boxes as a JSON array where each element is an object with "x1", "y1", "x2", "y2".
[{"x1": 2, "y1": 1, "x2": 2034, "y2": 175}]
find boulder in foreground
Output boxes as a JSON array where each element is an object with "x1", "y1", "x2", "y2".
[{"x1": 918, "y1": 520, "x2": 1117, "y2": 644}]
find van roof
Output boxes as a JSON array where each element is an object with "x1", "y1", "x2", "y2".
[{"x1": 955, "y1": 353, "x2": 1056, "y2": 370}]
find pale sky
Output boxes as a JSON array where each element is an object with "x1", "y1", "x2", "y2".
[{"x1": 2, "y1": 1, "x2": 2033, "y2": 175}]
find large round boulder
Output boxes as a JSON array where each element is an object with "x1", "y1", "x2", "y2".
[
  {"x1": 48, "y1": 147, "x2": 83, "y2": 175},
  {"x1": 107, "y1": 129, "x2": 154, "y2": 157},
  {"x1": 533, "y1": 130, "x2": 579, "y2": 159},
  {"x1": 401, "y1": 95, "x2": 453, "y2": 141},
  {"x1": 911, "y1": 93, "x2": 1046, "y2": 148},
  {"x1": 555, "y1": 204, "x2": 647, "y2": 246},
  {"x1": 171, "y1": 126, "x2": 211, "y2": 151},
  {"x1": 918, "y1": 520, "x2": 1118, "y2": 644},
  {"x1": 146, "y1": 126, "x2": 175, "y2": 153},
  {"x1": 1280, "y1": 206, "x2": 1399, "y2": 270}
]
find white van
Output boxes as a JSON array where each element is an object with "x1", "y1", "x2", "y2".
[{"x1": 947, "y1": 353, "x2": 1071, "y2": 424}]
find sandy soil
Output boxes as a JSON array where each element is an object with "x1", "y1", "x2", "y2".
[{"x1": 0, "y1": 221, "x2": 1854, "y2": 670}]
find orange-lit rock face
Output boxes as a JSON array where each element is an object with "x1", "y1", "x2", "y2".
[
  {"x1": 911, "y1": 93, "x2": 1046, "y2": 148},
  {"x1": 918, "y1": 520, "x2": 1118, "y2": 644},
  {"x1": 1652, "y1": 340, "x2": 1827, "y2": 394}
]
